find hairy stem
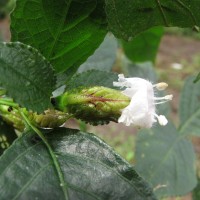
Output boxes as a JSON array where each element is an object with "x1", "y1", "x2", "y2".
[{"x1": 19, "y1": 110, "x2": 69, "y2": 200}]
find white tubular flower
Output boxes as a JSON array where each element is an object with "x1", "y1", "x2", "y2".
[{"x1": 113, "y1": 74, "x2": 173, "y2": 128}]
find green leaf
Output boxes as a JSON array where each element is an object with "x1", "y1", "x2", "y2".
[
  {"x1": 123, "y1": 61, "x2": 157, "y2": 82},
  {"x1": 121, "y1": 27, "x2": 164, "y2": 63},
  {"x1": 0, "y1": 120, "x2": 17, "y2": 156},
  {"x1": 0, "y1": 42, "x2": 56, "y2": 113},
  {"x1": 65, "y1": 70, "x2": 118, "y2": 91},
  {"x1": 78, "y1": 34, "x2": 118, "y2": 73},
  {"x1": 194, "y1": 72, "x2": 200, "y2": 83},
  {"x1": 0, "y1": 128, "x2": 157, "y2": 200},
  {"x1": 179, "y1": 76, "x2": 200, "y2": 135},
  {"x1": 193, "y1": 177, "x2": 200, "y2": 200},
  {"x1": 135, "y1": 122, "x2": 197, "y2": 198},
  {"x1": 105, "y1": 0, "x2": 200, "y2": 40},
  {"x1": 11, "y1": 0, "x2": 107, "y2": 73}
]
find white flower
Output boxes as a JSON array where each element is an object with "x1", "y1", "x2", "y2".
[{"x1": 113, "y1": 74, "x2": 173, "y2": 128}]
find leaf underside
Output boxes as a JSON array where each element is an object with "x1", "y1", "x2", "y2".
[
  {"x1": 135, "y1": 123, "x2": 197, "y2": 198},
  {"x1": 179, "y1": 76, "x2": 200, "y2": 135}
]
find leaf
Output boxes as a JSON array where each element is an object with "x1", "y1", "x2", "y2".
[
  {"x1": 0, "y1": 120, "x2": 17, "y2": 156},
  {"x1": 135, "y1": 122, "x2": 197, "y2": 198},
  {"x1": 11, "y1": 0, "x2": 107, "y2": 73},
  {"x1": 121, "y1": 27, "x2": 164, "y2": 63},
  {"x1": 78, "y1": 34, "x2": 118, "y2": 73},
  {"x1": 179, "y1": 76, "x2": 200, "y2": 135},
  {"x1": 123, "y1": 61, "x2": 157, "y2": 82},
  {"x1": 0, "y1": 42, "x2": 56, "y2": 113},
  {"x1": 194, "y1": 72, "x2": 200, "y2": 83},
  {"x1": 193, "y1": 177, "x2": 200, "y2": 200},
  {"x1": 105, "y1": 0, "x2": 200, "y2": 40},
  {"x1": 0, "y1": 128, "x2": 157, "y2": 200},
  {"x1": 65, "y1": 70, "x2": 118, "y2": 91}
]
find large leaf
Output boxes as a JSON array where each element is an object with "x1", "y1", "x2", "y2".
[
  {"x1": 0, "y1": 42, "x2": 56, "y2": 112},
  {"x1": 65, "y1": 70, "x2": 118, "y2": 91},
  {"x1": 179, "y1": 76, "x2": 200, "y2": 135},
  {"x1": 0, "y1": 120, "x2": 17, "y2": 156},
  {"x1": 78, "y1": 34, "x2": 118, "y2": 73},
  {"x1": 11, "y1": 0, "x2": 107, "y2": 73},
  {"x1": 135, "y1": 123, "x2": 197, "y2": 198},
  {"x1": 105, "y1": 0, "x2": 200, "y2": 40},
  {"x1": 121, "y1": 27, "x2": 164, "y2": 63},
  {"x1": 0, "y1": 128, "x2": 157, "y2": 200}
]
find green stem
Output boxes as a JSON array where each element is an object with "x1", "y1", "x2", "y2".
[
  {"x1": 19, "y1": 110, "x2": 69, "y2": 200},
  {"x1": 0, "y1": 98, "x2": 19, "y2": 108}
]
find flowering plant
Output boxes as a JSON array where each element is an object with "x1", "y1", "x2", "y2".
[{"x1": 0, "y1": 0, "x2": 199, "y2": 200}]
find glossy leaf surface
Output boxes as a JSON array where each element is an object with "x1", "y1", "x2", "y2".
[{"x1": 0, "y1": 128, "x2": 157, "y2": 200}]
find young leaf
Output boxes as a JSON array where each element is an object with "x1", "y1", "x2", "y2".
[
  {"x1": 135, "y1": 123, "x2": 197, "y2": 198},
  {"x1": 0, "y1": 128, "x2": 157, "y2": 200},
  {"x1": 105, "y1": 0, "x2": 200, "y2": 40},
  {"x1": 179, "y1": 76, "x2": 200, "y2": 135},
  {"x1": 0, "y1": 120, "x2": 17, "y2": 156},
  {"x1": 65, "y1": 70, "x2": 118, "y2": 91},
  {"x1": 0, "y1": 42, "x2": 56, "y2": 113},
  {"x1": 121, "y1": 27, "x2": 164, "y2": 63},
  {"x1": 11, "y1": 0, "x2": 107, "y2": 73}
]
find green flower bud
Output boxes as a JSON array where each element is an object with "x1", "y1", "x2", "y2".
[{"x1": 52, "y1": 86, "x2": 130, "y2": 125}]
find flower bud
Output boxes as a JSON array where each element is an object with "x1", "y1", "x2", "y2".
[{"x1": 52, "y1": 86, "x2": 130, "y2": 125}]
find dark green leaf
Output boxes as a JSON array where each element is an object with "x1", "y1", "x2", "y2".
[
  {"x1": 121, "y1": 27, "x2": 164, "y2": 63},
  {"x1": 78, "y1": 34, "x2": 118, "y2": 73},
  {"x1": 193, "y1": 177, "x2": 200, "y2": 200},
  {"x1": 179, "y1": 76, "x2": 200, "y2": 135},
  {"x1": 0, "y1": 120, "x2": 17, "y2": 156},
  {"x1": 0, "y1": 128, "x2": 157, "y2": 200},
  {"x1": 0, "y1": 42, "x2": 56, "y2": 112},
  {"x1": 105, "y1": 0, "x2": 200, "y2": 40},
  {"x1": 135, "y1": 123, "x2": 197, "y2": 198},
  {"x1": 11, "y1": 0, "x2": 107, "y2": 73},
  {"x1": 194, "y1": 72, "x2": 200, "y2": 83},
  {"x1": 65, "y1": 70, "x2": 118, "y2": 91}
]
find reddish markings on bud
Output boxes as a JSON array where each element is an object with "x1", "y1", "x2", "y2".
[{"x1": 54, "y1": 86, "x2": 130, "y2": 125}]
